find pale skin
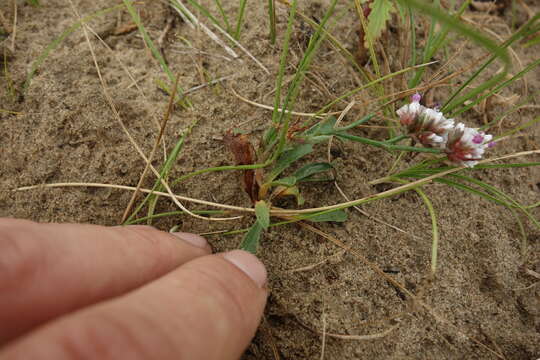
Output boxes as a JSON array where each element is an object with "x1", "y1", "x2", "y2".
[{"x1": 0, "y1": 218, "x2": 268, "y2": 359}]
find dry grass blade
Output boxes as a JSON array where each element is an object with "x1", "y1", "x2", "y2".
[
  {"x1": 67, "y1": 0, "x2": 239, "y2": 222},
  {"x1": 14, "y1": 182, "x2": 254, "y2": 213},
  {"x1": 85, "y1": 25, "x2": 163, "y2": 131},
  {"x1": 83, "y1": 25, "x2": 167, "y2": 157},
  {"x1": 288, "y1": 250, "x2": 345, "y2": 273},
  {"x1": 179, "y1": 3, "x2": 270, "y2": 75},
  {"x1": 14, "y1": 150, "x2": 540, "y2": 216},
  {"x1": 9, "y1": 0, "x2": 17, "y2": 52},
  {"x1": 296, "y1": 314, "x2": 399, "y2": 341},
  {"x1": 120, "y1": 73, "x2": 180, "y2": 223},
  {"x1": 320, "y1": 313, "x2": 327, "y2": 359},
  {"x1": 171, "y1": 0, "x2": 239, "y2": 59},
  {"x1": 230, "y1": 87, "x2": 341, "y2": 118},
  {"x1": 184, "y1": 74, "x2": 237, "y2": 94}
]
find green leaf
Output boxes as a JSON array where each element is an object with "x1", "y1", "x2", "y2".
[
  {"x1": 271, "y1": 176, "x2": 297, "y2": 187},
  {"x1": 293, "y1": 162, "x2": 334, "y2": 181},
  {"x1": 240, "y1": 222, "x2": 264, "y2": 254},
  {"x1": 312, "y1": 117, "x2": 338, "y2": 135},
  {"x1": 336, "y1": 114, "x2": 375, "y2": 131},
  {"x1": 301, "y1": 135, "x2": 332, "y2": 144},
  {"x1": 308, "y1": 209, "x2": 348, "y2": 222},
  {"x1": 365, "y1": 0, "x2": 394, "y2": 47},
  {"x1": 268, "y1": 143, "x2": 313, "y2": 181},
  {"x1": 255, "y1": 201, "x2": 270, "y2": 229}
]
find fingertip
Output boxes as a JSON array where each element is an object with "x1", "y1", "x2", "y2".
[
  {"x1": 222, "y1": 250, "x2": 267, "y2": 288},
  {"x1": 115, "y1": 225, "x2": 212, "y2": 254},
  {"x1": 171, "y1": 232, "x2": 211, "y2": 252}
]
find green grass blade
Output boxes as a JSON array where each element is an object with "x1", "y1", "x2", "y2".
[
  {"x1": 399, "y1": 0, "x2": 509, "y2": 93},
  {"x1": 185, "y1": 0, "x2": 226, "y2": 31},
  {"x1": 355, "y1": 0, "x2": 382, "y2": 79},
  {"x1": 234, "y1": 0, "x2": 248, "y2": 40},
  {"x1": 448, "y1": 174, "x2": 540, "y2": 228},
  {"x1": 312, "y1": 61, "x2": 436, "y2": 119},
  {"x1": 335, "y1": 133, "x2": 442, "y2": 153},
  {"x1": 408, "y1": 6, "x2": 416, "y2": 67},
  {"x1": 450, "y1": 58, "x2": 540, "y2": 117},
  {"x1": 214, "y1": 0, "x2": 232, "y2": 33},
  {"x1": 123, "y1": 0, "x2": 189, "y2": 107},
  {"x1": 272, "y1": 0, "x2": 338, "y2": 159},
  {"x1": 474, "y1": 162, "x2": 540, "y2": 170},
  {"x1": 125, "y1": 125, "x2": 194, "y2": 224},
  {"x1": 268, "y1": 0, "x2": 276, "y2": 44},
  {"x1": 270, "y1": 0, "x2": 296, "y2": 126},
  {"x1": 443, "y1": 13, "x2": 539, "y2": 112}
]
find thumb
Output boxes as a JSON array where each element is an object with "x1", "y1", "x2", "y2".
[{"x1": 2, "y1": 250, "x2": 268, "y2": 360}]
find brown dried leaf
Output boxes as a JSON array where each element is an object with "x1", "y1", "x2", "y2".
[
  {"x1": 114, "y1": 22, "x2": 138, "y2": 36},
  {"x1": 224, "y1": 131, "x2": 260, "y2": 203}
]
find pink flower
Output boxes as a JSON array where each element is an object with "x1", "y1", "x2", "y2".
[
  {"x1": 396, "y1": 94, "x2": 454, "y2": 147},
  {"x1": 444, "y1": 123, "x2": 493, "y2": 167},
  {"x1": 396, "y1": 93, "x2": 425, "y2": 127}
]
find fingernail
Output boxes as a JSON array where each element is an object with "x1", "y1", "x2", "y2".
[
  {"x1": 171, "y1": 232, "x2": 208, "y2": 249},
  {"x1": 223, "y1": 250, "x2": 267, "y2": 288}
]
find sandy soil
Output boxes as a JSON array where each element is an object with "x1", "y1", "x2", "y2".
[{"x1": 1, "y1": 0, "x2": 539, "y2": 358}]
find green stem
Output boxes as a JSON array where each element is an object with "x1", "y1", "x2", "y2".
[
  {"x1": 172, "y1": 162, "x2": 270, "y2": 186},
  {"x1": 384, "y1": 134, "x2": 409, "y2": 144},
  {"x1": 335, "y1": 133, "x2": 442, "y2": 153},
  {"x1": 234, "y1": 0, "x2": 248, "y2": 40}
]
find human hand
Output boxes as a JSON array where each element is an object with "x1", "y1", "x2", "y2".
[{"x1": 0, "y1": 218, "x2": 267, "y2": 359}]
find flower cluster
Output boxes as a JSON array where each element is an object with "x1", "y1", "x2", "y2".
[{"x1": 396, "y1": 93, "x2": 494, "y2": 167}]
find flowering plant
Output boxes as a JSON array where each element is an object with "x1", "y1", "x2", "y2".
[{"x1": 396, "y1": 93, "x2": 494, "y2": 167}]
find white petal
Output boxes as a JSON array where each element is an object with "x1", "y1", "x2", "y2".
[{"x1": 396, "y1": 104, "x2": 408, "y2": 117}]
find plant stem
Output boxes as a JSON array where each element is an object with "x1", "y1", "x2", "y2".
[
  {"x1": 384, "y1": 134, "x2": 409, "y2": 144},
  {"x1": 335, "y1": 133, "x2": 442, "y2": 153}
]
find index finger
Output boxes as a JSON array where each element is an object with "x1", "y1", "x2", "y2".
[{"x1": 0, "y1": 218, "x2": 210, "y2": 343}]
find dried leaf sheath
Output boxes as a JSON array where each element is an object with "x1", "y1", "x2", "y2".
[{"x1": 224, "y1": 132, "x2": 260, "y2": 203}]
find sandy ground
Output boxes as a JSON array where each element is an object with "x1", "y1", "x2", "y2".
[{"x1": 1, "y1": 0, "x2": 539, "y2": 358}]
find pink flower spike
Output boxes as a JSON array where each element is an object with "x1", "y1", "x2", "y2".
[
  {"x1": 472, "y1": 134, "x2": 484, "y2": 144},
  {"x1": 412, "y1": 93, "x2": 422, "y2": 103}
]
